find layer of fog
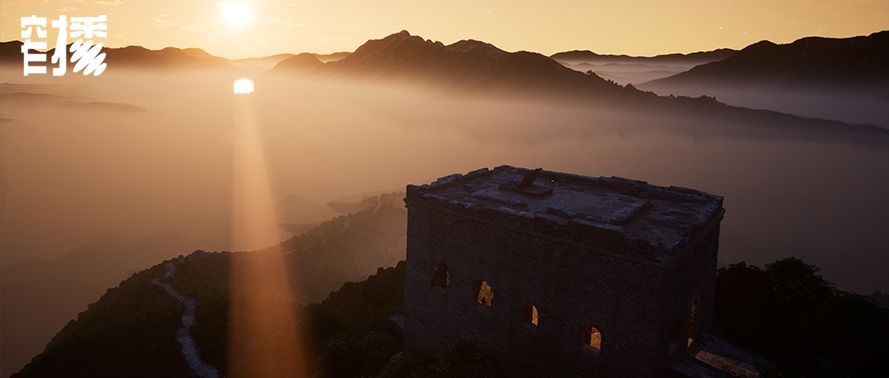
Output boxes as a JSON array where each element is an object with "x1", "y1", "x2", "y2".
[
  {"x1": 1, "y1": 68, "x2": 888, "y2": 296},
  {"x1": 639, "y1": 82, "x2": 889, "y2": 128},
  {"x1": 558, "y1": 60, "x2": 699, "y2": 85}
]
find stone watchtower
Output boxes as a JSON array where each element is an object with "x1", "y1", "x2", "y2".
[{"x1": 403, "y1": 166, "x2": 725, "y2": 376}]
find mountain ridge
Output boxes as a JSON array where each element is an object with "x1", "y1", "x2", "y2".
[
  {"x1": 270, "y1": 30, "x2": 889, "y2": 139},
  {"x1": 551, "y1": 48, "x2": 737, "y2": 64},
  {"x1": 271, "y1": 30, "x2": 629, "y2": 98},
  {"x1": 644, "y1": 30, "x2": 889, "y2": 89}
]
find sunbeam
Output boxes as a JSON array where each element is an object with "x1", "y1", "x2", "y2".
[{"x1": 227, "y1": 85, "x2": 309, "y2": 378}]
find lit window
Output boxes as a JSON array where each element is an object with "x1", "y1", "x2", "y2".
[
  {"x1": 584, "y1": 326, "x2": 602, "y2": 351},
  {"x1": 476, "y1": 280, "x2": 494, "y2": 306},
  {"x1": 431, "y1": 263, "x2": 449, "y2": 289},
  {"x1": 524, "y1": 304, "x2": 539, "y2": 326}
]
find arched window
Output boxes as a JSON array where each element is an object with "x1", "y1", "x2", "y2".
[
  {"x1": 584, "y1": 326, "x2": 602, "y2": 351},
  {"x1": 524, "y1": 304, "x2": 539, "y2": 326},
  {"x1": 431, "y1": 263, "x2": 449, "y2": 289},
  {"x1": 476, "y1": 280, "x2": 494, "y2": 306}
]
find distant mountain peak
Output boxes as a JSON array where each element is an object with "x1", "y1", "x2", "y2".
[
  {"x1": 743, "y1": 40, "x2": 778, "y2": 51},
  {"x1": 645, "y1": 30, "x2": 889, "y2": 89},
  {"x1": 267, "y1": 30, "x2": 628, "y2": 99},
  {"x1": 447, "y1": 39, "x2": 503, "y2": 54},
  {"x1": 348, "y1": 30, "x2": 447, "y2": 60},
  {"x1": 550, "y1": 48, "x2": 736, "y2": 64},
  {"x1": 270, "y1": 52, "x2": 323, "y2": 72}
]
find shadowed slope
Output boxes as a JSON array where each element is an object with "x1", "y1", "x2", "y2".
[
  {"x1": 266, "y1": 31, "x2": 889, "y2": 141},
  {"x1": 645, "y1": 31, "x2": 889, "y2": 89},
  {"x1": 551, "y1": 48, "x2": 736, "y2": 64},
  {"x1": 271, "y1": 30, "x2": 628, "y2": 98}
]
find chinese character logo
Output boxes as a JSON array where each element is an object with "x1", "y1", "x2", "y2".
[{"x1": 20, "y1": 15, "x2": 108, "y2": 77}]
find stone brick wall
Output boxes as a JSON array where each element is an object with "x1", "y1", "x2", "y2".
[{"x1": 404, "y1": 192, "x2": 722, "y2": 377}]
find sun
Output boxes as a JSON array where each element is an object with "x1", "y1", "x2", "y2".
[
  {"x1": 233, "y1": 78, "x2": 255, "y2": 94},
  {"x1": 219, "y1": 2, "x2": 253, "y2": 28}
]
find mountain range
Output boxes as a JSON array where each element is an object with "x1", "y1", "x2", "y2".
[
  {"x1": 551, "y1": 48, "x2": 737, "y2": 65},
  {"x1": 644, "y1": 31, "x2": 889, "y2": 89},
  {"x1": 4, "y1": 27, "x2": 889, "y2": 378},
  {"x1": 4, "y1": 29, "x2": 887, "y2": 98},
  {"x1": 264, "y1": 30, "x2": 889, "y2": 133},
  {"x1": 4, "y1": 30, "x2": 887, "y2": 90},
  {"x1": 272, "y1": 30, "x2": 627, "y2": 99},
  {"x1": 0, "y1": 41, "x2": 348, "y2": 70},
  {"x1": 0, "y1": 189, "x2": 353, "y2": 377},
  {"x1": 549, "y1": 48, "x2": 736, "y2": 85},
  {"x1": 638, "y1": 31, "x2": 889, "y2": 126},
  {"x1": 232, "y1": 51, "x2": 348, "y2": 65}
]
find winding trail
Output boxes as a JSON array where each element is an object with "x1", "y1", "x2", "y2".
[
  {"x1": 151, "y1": 263, "x2": 222, "y2": 378},
  {"x1": 372, "y1": 195, "x2": 382, "y2": 214},
  {"x1": 340, "y1": 217, "x2": 351, "y2": 234}
]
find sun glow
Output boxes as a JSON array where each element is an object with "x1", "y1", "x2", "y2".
[
  {"x1": 228, "y1": 91, "x2": 309, "y2": 377},
  {"x1": 232, "y1": 78, "x2": 255, "y2": 94},
  {"x1": 219, "y1": 2, "x2": 253, "y2": 28}
]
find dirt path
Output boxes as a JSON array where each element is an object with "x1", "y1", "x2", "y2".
[{"x1": 151, "y1": 263, "x2": 222, "y2": 378}]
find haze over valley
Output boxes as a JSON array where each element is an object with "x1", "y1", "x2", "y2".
[{"x1": 2, "y1": 28, "x2": 889, "y2": 377}]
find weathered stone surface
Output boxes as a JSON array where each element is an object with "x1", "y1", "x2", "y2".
[{"x1": 403, "y1": 166, "x2": 724, "y2": 377}]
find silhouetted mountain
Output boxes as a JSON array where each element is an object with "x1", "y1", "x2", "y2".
[
  {"x1": 231, "y1": 52, "x2": 297, "y2": 66},
  {"x1": 1, "y1": 232, "x2": 196, "y2": 378},
  {"x1": 0, "y1": 41, "x2": 45, "y2": 64},
  {"x1": 270, "y1": 30, "x2": 628, "y2": 98},
  {"x1": 15, "y1": 248, "x2": 889, "y2": 377},
  {"x1": 13, "y1": 193, "x2": 407, "y2": 377},
  {"x1": 266, "y1": 192, "x2": 407, "y2": 302},
  {"x1": 551, "y1": 48, "x2": 736, "y2": 64},
  {"x1": 100, "y1": 45, "x2": 234, "y2": 69},
  {"x1": 0, "y1": 41, "x2": 234, "y2": 69},
  {"x1": 272, "y1": 52, "x2": 324, "y2": 72},
  {"x1": 264, "y1": 31, "x2": 889, "y2": 139},
  {"x1": 0, "y1": 189, "x2": 355, "y2": 377},
  {"x1": 550, "y1": 48, "x2": 736, "y2": 85},
  {"x1": 276, "y1": 194, "x2": 339, "y2": 237},
  {"x1": 645, "y1": 31, "x2": 889, "y2": 89},
  {"x1": 13, "y1": 254, "x2": 407, "y2": 378},
  {"x1": 315, "y1": 51, "x2": 351, "y2": 63},
  {"x1": 1, "y1": 41, "x2": 20, "y2": 63},
  {"x1": 870, "y1": 291, "x2": 889, "y2": 310},
  {"x1": 231, "y1": 51, "x2": 349, "y2": 72},
  {"x1": 276, "y1": 194, "x2": 339, "y2": 225}
]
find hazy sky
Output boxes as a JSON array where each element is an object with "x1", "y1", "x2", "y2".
[{"x1": 2, "y1": 0, "x2": 888, "y2": 59}]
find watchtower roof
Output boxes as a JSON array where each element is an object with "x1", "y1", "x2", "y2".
[{"x1": 406, "y1": 166, "x2": 724, "y2": 251}]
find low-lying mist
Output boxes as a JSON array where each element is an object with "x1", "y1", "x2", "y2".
[
  {"x1": 559, "y1": 60, "x2": 699, "y2": 85},
  {"x1": 639, "y1": 81, "x2": 889, "y2": 127},
  {"x1": 1, "y1": 67, "x2": 888, "y2": 295}
]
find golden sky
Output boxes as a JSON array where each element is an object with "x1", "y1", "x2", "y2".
[{"x1": 2, "y1": 0, "x2": 888, "y2": 59}]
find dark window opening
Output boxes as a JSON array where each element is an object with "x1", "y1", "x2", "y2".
[
  {"x1": 431, "y1": 263, "x2": 449, "y2": 289},
  {"x1": 688, "y1": 300, "x2": 698, "y2": 347},
  {"x1": 584, "y1": 326, "x2": 602, "y2": 351},
  {"x1": 524, "y1": 304, "x2": 539, "y2": 326},
  {"x1": 669, "y1": 314, "x2": 685, "y2": 357},
  {"x1": 476, "y1": 280, "x2": 494, "y2": 306}
]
